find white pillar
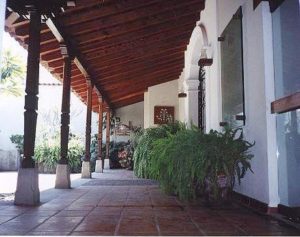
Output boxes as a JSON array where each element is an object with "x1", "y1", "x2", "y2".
[
  {"x1": 261, "y1": 2, "x2": 280, "y2": 210},
  {"x1": 184, "y1": 79, "x2": 199, "y2": 127},
  {"x1": 0, "y1": 1, "x2": 6, "y2": 64}
]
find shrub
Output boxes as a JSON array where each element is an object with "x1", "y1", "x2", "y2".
[
  {"x1": 34, "y1": 133, "x2": 84, "y2": 173},
  {"x1": 133, "y1": 121, "x2": 186, "y2": 178},
  {"x1": 149, "y1": 128, "x2": 205, "y2": 200},
  {"x1": 10, "y1": 134, "x2": 24, "y2": 154},
  {"x1": 134, "y1": 124, "x2": 254, "y2": 201}
]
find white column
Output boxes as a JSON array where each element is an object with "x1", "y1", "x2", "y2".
[
  {"x1": 261, "y1": 2, "x2": 280, "y2": 209},
  {"x1": 0, "y1": 1, "x2": 6, "y2": 64},
  {"x1": 184, "y1": 79, "x2": 199, "y2": 127}
]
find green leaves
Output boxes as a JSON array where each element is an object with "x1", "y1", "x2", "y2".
[
  {"x1": 133, "y1": 123, "x2": 255, "y2": 201},
  {"x1": 0, "y1": 49, "x2": 25, "y2": 97},
  {"x1": 34, "y1": 134, "x2": 84, "y2": 172}
]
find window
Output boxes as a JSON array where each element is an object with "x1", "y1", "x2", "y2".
[
  {"x1": 220, "y1": 7, "x2": 245, "y2": 127},
  {"x1": 272, "y1": 0, "x2": 300, "y2": 207}
]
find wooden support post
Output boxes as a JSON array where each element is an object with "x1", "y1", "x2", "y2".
[
  {"x1": 55, "y1": 44, "x2": 72, "y2": 189},
  {"x1": 95, "y1": 97, "x2": 104, "y2": 173},
  {"x1": 59, "y1": 44, "x2": 72, "y2": 164},
  {"x1": 105, "y1": 109, "x2": 111, "y2": 162},
  {"x1": 15, "y1": 7, "x2": 41, "y2": 206},
  {"x1": 82, "y1": 78, "x2": 93, "y2": 178},
  {"x1": 22, "y1": 9, "x2": 41, "y2": 168},
  {"x1": 85, "y1": 78, "x2": 93, "y2": 161}
]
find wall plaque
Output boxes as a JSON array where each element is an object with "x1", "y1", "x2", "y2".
[{"x1": 154, "y1": 106, "x2": 174, "y2": 124}]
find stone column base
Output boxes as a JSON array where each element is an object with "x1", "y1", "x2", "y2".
[
  {"x1": 14, "y1": 167, "x2": 40, "y2": 206},
  {"x1": 55, "y1": 164, "x2": 71, "y2": 189},
  {"x1": 81, "y1": 161, "x2": 91, "y2": 178},
  {"x1": 95, "y1": 160, "x2": 103, "y2": 173}
]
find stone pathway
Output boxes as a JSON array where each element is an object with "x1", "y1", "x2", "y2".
[{"x1": 0, "y1": 169, "x2": 299, "y2": 236}]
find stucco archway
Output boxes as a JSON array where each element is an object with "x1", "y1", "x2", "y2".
[{"x1": 181, "y1": 23, "x2": 209, "y2": 127}]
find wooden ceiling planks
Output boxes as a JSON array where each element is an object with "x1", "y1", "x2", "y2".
[{"x1": 5, "y1": 0, "x2": 205, "y2": 110}]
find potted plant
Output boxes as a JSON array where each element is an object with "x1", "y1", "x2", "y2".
[{"x1": 202, "y1": 127, "x2": 254, "y2": 204}]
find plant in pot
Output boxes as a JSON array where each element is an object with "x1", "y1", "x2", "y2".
[{"x1": 201, "y1": 127, "x2": 254, "y2": 205}]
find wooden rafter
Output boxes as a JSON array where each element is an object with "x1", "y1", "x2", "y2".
[{"x1": 5, "y1": 0, "x2": 205, "y2": 109}]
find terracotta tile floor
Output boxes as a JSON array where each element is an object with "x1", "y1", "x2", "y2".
[{"x1": 0, "y1": 169, "x2": 299, "y2": 236}]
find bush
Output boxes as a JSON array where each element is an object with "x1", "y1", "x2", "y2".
[
  {"x1": 149, "y1": 128, "x2": 205, "y2": 200},
  {"x1": 133, "y1": 121, "x2": 186, "y2": 178},
  {"x1": 10, "y1": 134, "x2": 24, "y2": 154},
  {"x1": 133, "y1": 124, "x2": 254, "y2": 201},
  {"x1": 34, "y1": 133, "x2": 84, "y2": 173}
]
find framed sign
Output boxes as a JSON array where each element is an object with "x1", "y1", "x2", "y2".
[{"x1": 154, "y1": 106, "x2": 174, "y2": 124}]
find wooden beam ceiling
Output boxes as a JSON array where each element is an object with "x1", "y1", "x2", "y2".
[{"x1": 5, "y1": 0, "x2": 205, "y2": 110}]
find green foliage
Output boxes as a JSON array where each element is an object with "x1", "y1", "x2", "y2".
[
  {"x1": 149, "y1": 128, "x2": 205, "y2": 200},
  {"x1": 0, "y1": 49, "x2": 25, "y2": 97},
  {"x1": 133, "y1": 121, "x2": 187, "y2": 178},
  {"x1": 34, "y1": 133, "x2": 84, "y2": 173},
  {"x1": 10, "y1": 134, "x2": 24, "y2": 154},
  {"x1": 134, "y1": 124, "x2": 254, "y2": 201}
]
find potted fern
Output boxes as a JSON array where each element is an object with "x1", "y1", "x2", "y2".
[{"x1": 202, "y1": 127, "x2": 254, "y2": 204}]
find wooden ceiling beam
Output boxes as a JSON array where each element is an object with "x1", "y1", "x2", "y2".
[
  {"x1": 98, "y1": 60, "x2": 183, "y2": 86},
  {"x1": 79, "y1": 17, "x2": 196, "y2": 55},
  {"x1": 85, "y1": 35, "x2": 189, "y2": 63},
  {"x1": 104, "y1": 69, "x2": 181, "y2": 94},
  {"x1": 61, "y1": 0, "x2": 163, "y2": 26},
  {"x1": 95, "y1": 52, "x2": 184, "y2": 78},
  {"x1": 67, "y1": 2, "x2": 200, "y2": 40},
  {"x1": 40, "y1": 41, "x2": 61, "y2": 54},
  {"x1": 107, "y1": 73, "x2": 180, "y2": 100},
  {"x1": 84, "y1": 29, "x2": 192, "y2": 61},
  {"x1": 15, "y1": 24, "x2": 50, "y2": 37},
  {"x1": 89, "y1": 45, "x2": 185, "y2": 70},
  {"x1": 24, "y1": 31, "x2": 55, "y2": 45},
  {"x1": 76, "y1": 8, "x2": 199, "y2": 47},
  {"x1": 48, "y1": 45, "x2": 184, "y2": 71},
  {"x1": 114, "y1": 97, "x2": 144, "y2": 109},
  {"x1": 45, "y1": 17, "x2": 111, "y2": 107},
  {"x1": 111, "y1": 91, "x2": 145, "y2": 104}
]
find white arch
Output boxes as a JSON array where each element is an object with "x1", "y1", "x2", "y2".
[{"x1": 184, "y1": 23, "x2": 209, "y2": 80}]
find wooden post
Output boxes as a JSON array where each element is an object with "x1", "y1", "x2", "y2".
[
  {"x1": 59, "y1": 44, "x2": 72, "y2": 164},
  {"x1": 55, "y1": 44, "x2": 72, "y2": 189},
  {"x1": 22, "y1": 8, "x2": 41, "y2": 168},
  {"x1": 85, "y1": 79, "x2": 93, "y2": 161},
  {"x1": 98, "y1": 99, "x2": 104, "y2": 166},
  {"x1": 105, "y1": 109, "x2": 111, "y2": 161},
  {"x1": 15, "y1": 7, "x2": 41, "y2": 205}
]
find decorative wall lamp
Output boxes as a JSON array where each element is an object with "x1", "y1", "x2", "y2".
[{"x1": 198, "y1": 48, "x2": 213, "y2": 67}]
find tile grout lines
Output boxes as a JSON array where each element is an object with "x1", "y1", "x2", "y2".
[{"x1": 113, "y1": 191, "x2": 128, "y2": 236}]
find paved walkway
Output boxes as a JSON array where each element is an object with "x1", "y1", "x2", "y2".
[{"x1": 0, "y1": 169, "x2": 299, "y2": 236}]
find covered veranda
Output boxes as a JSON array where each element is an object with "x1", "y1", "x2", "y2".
[
  {"x1": 3, "y1": 0, "x2": 205, "y2": 204},
  {"x1": 1, "y1": 0, "x2": 300, "y2": 236}
]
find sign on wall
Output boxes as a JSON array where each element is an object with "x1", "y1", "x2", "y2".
[{"x1": 154, "y1": 106, "x2": 174, "y2": 124}]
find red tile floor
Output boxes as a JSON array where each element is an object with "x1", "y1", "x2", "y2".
[{"x1": 0, "y1": 169, "x2": 299, "y2": 236}]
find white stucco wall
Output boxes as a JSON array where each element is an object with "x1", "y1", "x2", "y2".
[
  {"x1": 0, "y1": 66, "x2": 98, "y2": 168},
  {"x1": 144, "y1": 91, "x2": 150, "y2": 128},
  {"x1": 114, "y1": 102, "x2": 144, "y2": 143},
  {"x1": 115, "y1": 102, "x2": 144, "y2": 128},
  {"x1": 144, "y1": 80, "x2": 179, "y2": 128},
  {"x1": 179, "y1": 0, "x2": 279, "y2": 206}
]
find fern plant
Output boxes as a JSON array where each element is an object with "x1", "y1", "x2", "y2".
[
  {"x1": 133, "y1": 121, "x2": 186, "y2": 178},
  {"x1": 133, "y1": 123, "x2": 254, "y2": 202},
  {"x1": 149, "y1": 128, "x2": 206, "y2": 200}
]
